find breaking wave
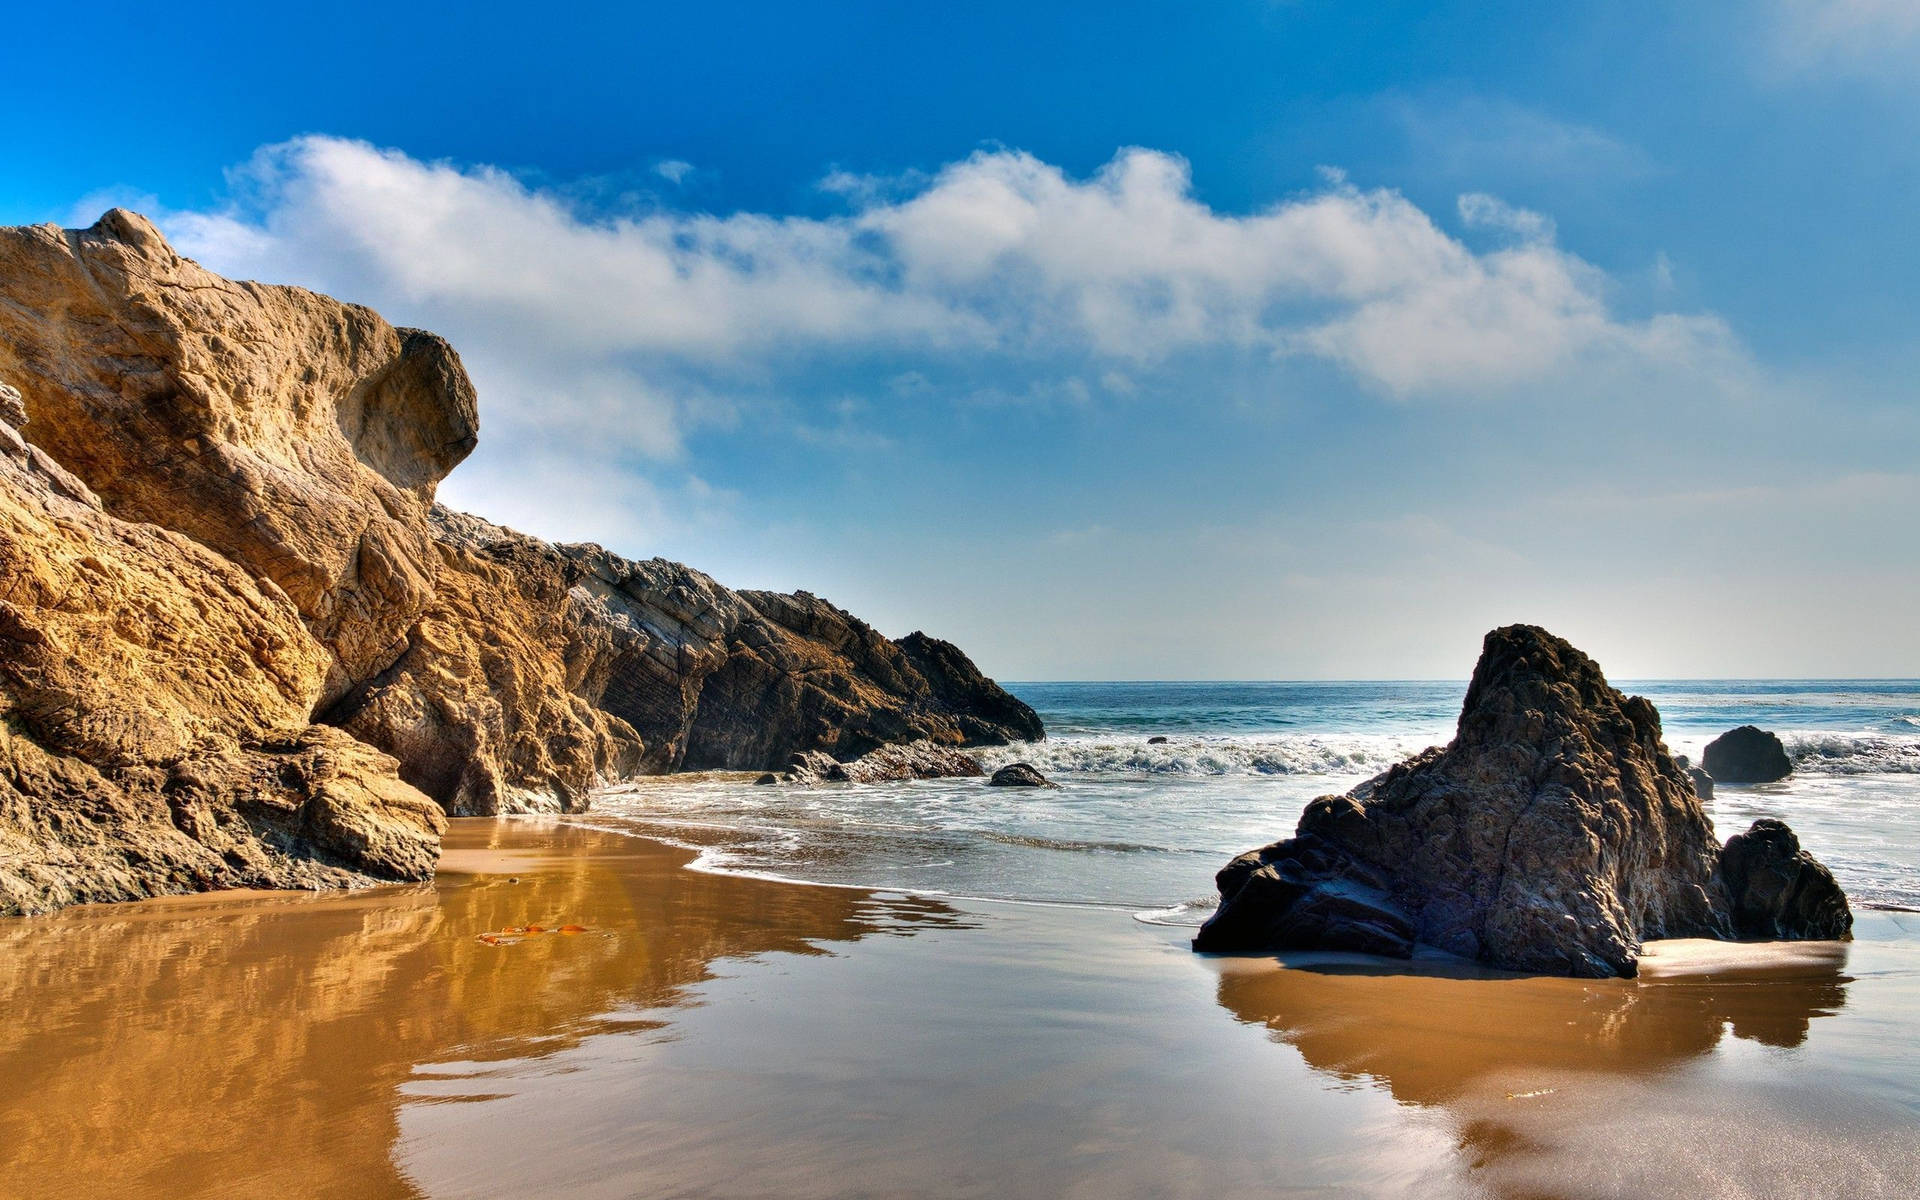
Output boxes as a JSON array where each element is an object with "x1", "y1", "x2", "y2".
[
  {"x1": 1782, "y1": 732, "x2": 1920, "y2": 775},
  {"x1": 974, "y1": 728, "x2": 1920, "y2": 779},
  {"x1": 973, "y1": 732, "x2": 1446, "y2": 779}
]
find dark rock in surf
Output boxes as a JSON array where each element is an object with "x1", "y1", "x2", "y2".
[
  {"x1": 988, "y1": 762, "x2": 1054, "y2": 788},
  {"x1": 1689, "y1": 767, "x2": 1715, "y2": 800},
  {"x1": 782, "y1": 741, "x2": 983, "y2": 785},
  {"x1": 1195, "y1": 625, "x2": 1733, "y2": 977},
  {"x1": 753, "y1": 773, "x2": 779, "y2": 785},
  {"x1": 1147, "y1": 736, "x2": 1169, "y2": 745},
  {"x1": 1703, "y1": 726, "x2": 1792, "y2": 784},
  {"x1": 1715, "y1": 819, "x2": 1852, "y2": 940}
]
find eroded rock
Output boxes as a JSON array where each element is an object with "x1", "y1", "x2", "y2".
[
  {"x1": 0, "y1": 412, "x2": 442, "y2": 914},
  {"x1": 0, "y1": 212, "x2": 478, "y2": 702},
  {"x1": 781, "y1": 742, "x2": 985, "y2": 785},
  {"x1": 0, "y1": 212, "x2": 1041, "y2": 911},
  {"x1": 1197, "y1": 626, "x2": 1754, "y2": 977},
  {"x1": 988, "y1": 763, "x2": 1054, "y2": 787},
  {"x1": 1703, "y1": 725, "x2": 1792, "y2": 784},
  {"x1": 1715, "y1": 819, "x2": 1852, "y2": 940}
]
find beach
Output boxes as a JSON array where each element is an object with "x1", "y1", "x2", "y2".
[{"x1": 3, "y1": 818, "x2": 1915, "y2": 1199}]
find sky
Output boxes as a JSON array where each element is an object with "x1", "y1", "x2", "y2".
[{"x1": 3, "y1": 0, "x2": 1917, "y2": 679}]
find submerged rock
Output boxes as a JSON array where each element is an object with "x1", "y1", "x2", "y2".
[
  {"x1": 988, "y1": 763, "x2": 1054, "y2": 788},
  {"x1": 1194, "y1": 625, "x2": 1852, "y2": 978},
  {"x1": 782, "y1": 742, "x2": 984, "y2": 785},
  {"x1": 1715, "y1": 819, "x2": 1852, "y2": 940},
  {"x1": 1147, "y1": 736, "x2": 1169, "y2": 745},
  {"x1": 1703, "y1": 725, "x2": 1792, "y2": 784}
]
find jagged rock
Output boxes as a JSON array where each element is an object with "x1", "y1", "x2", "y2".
[
  {"x1": 1196, "y1": 626, "x2": 1736, "y2": 977},
  {"x1": 0, "y1": 211, "x2": 478, "y2": 702},
  {"x1": 1147, "y1": 736, "x2": 1169, "y2": 745},
  {"x1": 782, "y1": 742, "x2": 984, "y2": 785},
  {"x1": 894, "y1": 631, "x2": 1047, "y2": 747},
  {"x1": 988, "y1": 763, "x2": 1054, "y2": 787},
  {"x1": 0, "y1": 382, "x2": 23, "y2": 428},
  {"x1": 1703, "y1": 725, "x2": 1792, "y2": 784},
  {"x1": 677, "y1": 590, "x2": 1041, "y2": 770},
  {"x1": 1715, "y1": 819, "x2": 1852, "y2": 940},
  {"x1": 324, "y1": 509, "x2": 643, "y2": 815},
  {"x1": 0, "y1": 410, "x2": 442, "y2": 914}
]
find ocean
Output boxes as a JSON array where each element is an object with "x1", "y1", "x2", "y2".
[{"x1": 593, "y1": 680, "x2": 1920, "y2": 919}]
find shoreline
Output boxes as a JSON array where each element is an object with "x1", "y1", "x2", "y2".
[{"x1": 3, "y1": 817, "x2": 1915, "y2": 1198}]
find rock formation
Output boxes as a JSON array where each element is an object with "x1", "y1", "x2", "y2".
[
  {"x1": 1703, "y1": 725, "x2": 1793, "y2": 783},
  {"x1": 1195, "y1": 626, "x2": 1849, "y2": 978},
  {"x1": 0, "y1": 397, "x2": 444, "y2": 913},
  {"x1": 0, "y1": 211, "x2": 477, "y2": 704},
  {"x1": 1715, "y1": 819, "x2": 1852, "y2": 940},
  {"x1": 0, "y1": 211, "x2": 1038, "y2": 912},
  {"x1": 781, "y1": 742, "x2": 984, "y2": 785},
  {"x1": 988, "y1": 763, "x2": 1054, "y2": 787}
]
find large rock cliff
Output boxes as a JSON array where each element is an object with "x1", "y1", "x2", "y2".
[
  {"x1": 0, "y1": 211, "x2": 1038, "y2": 911},
  {"x1": 1194, "y1": 625, "x2": 1849, "y2": 977}
]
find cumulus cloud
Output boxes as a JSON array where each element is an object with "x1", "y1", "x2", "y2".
[{"x1": 159, "y1": 135, "x2": 1747, "y2": 548}]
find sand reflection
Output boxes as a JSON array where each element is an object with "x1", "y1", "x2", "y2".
[
  {"x1": 0, "y1": 822, "x2": 963, "y2": 1200},
  {"x1": 1211, "y1": 942, "x2": 1866, "y2": 1197}
]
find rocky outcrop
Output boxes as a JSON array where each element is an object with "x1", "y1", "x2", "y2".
[
  {"x1": 1715, "y1": 819, "x2": 1852, "y2": 940},
  {"x1": 782, "y1": 742, "x2": 984, "y2": 785},
  {"x1": 678, "y1": 593, "x2": 1042, "y2": 770},
  {"x1": 0, "y1": 211, "x2": 477, "y2": 703},
  {"x1": 0, "y1": 404, "x2": 443, "y2": 914},
  {"x1": 322, "y1": 509, "x2": 644, "y2": 815},
  {"x1": 988, "y1": 763, "x2": 1054, "y2": 787},
  {"x1": 1703, "y1": 725, "x2": 1792, "y2": 783},
  {"x1": 0, "y1": 211, "x2": 1037, "y2": 909},
  {"x1": 1195, "y1": 626, "x2": 1850, "y2": 978}
]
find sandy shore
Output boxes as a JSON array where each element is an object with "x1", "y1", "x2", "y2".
[{"x1": 1, "y1": 820, "x2": 1915, "y2": 1199}]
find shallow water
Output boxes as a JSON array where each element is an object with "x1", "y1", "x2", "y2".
[
  {"x1": 592, "y1": 680, "x2": 1920, "y2": 914},
  {"x1": 3, "y1": 821, "x2": 1914, "y2": 1199}
]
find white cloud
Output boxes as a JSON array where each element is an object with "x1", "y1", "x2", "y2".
[
  {"x1": 156, "y1": 135, "x2": 1748, "y2": 547},
  {"x1": 1767, "y1": 0, "x2": 1920, "y2": 78},
  {"x1": 1457, "y1": 192, "x2": 1555, "y2": 243},
  {"x1": 1379, "y1": 95, "x2": 1654, "y2": 186}
]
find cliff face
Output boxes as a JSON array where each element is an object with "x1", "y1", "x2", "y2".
[
  {"x1": 0, "y1": 212, "x2": 1039, "y2": 910},
  {"x1": 330, "y1": 509, "x2": 1043, "y2": 812}
]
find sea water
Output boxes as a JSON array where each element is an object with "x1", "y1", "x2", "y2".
[{"x1": 591, "y1": 680, "x2": 1920, "y2": 918}]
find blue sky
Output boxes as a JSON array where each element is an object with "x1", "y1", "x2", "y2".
[{"x1": 4, "y1": 0, "x2": 1917, "y2": 678}]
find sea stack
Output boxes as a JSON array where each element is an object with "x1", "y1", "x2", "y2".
[
  {"x1": 1194, "y1": 625, "x2": 1850, "y2": 978},
  {"x1": 1703, "y1": 725, "x2": 1793, "y2": 783}
]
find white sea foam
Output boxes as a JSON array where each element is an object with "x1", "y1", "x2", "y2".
[
  {"x1": 973, "y1": 728, "x2": 1920, "y2": 780},
  {"x1": 972, "y1": 732, "x2": 1446, "y2": 779},
  {"x1": 1781, "y1": 731, "x2": 1920, "y2": 775}
]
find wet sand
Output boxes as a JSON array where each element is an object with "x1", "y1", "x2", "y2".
[{"x1": 2, "y1": 820, "x2": 1916, "y2": 1199}]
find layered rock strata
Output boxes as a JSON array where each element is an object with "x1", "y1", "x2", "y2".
[
  {"x1": 0, "y1": 211, "x2": 1038, "y2": 911},
  {"x1": 1194, "y1": 625, "x2": 1850, "y2": 977}
]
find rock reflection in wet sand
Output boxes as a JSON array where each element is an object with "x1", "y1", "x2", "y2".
[
  {"x1": 0, "y1": 822, "x2": 966, "y2": 1199},
  {"x1": 1210, "y1": 935, "x2": 1920, "y2": 1199}
]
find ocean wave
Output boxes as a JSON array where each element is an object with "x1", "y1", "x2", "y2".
[
  {"x1": 978, "y1": 728, "x2": 1920, "y2": 779},
  {"x1": 1782, "y1": 732, "x2": 1920, "y2": 775},
  {"x1": 974, "y1": 733, "x2": 1445, "y2": 779}
]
